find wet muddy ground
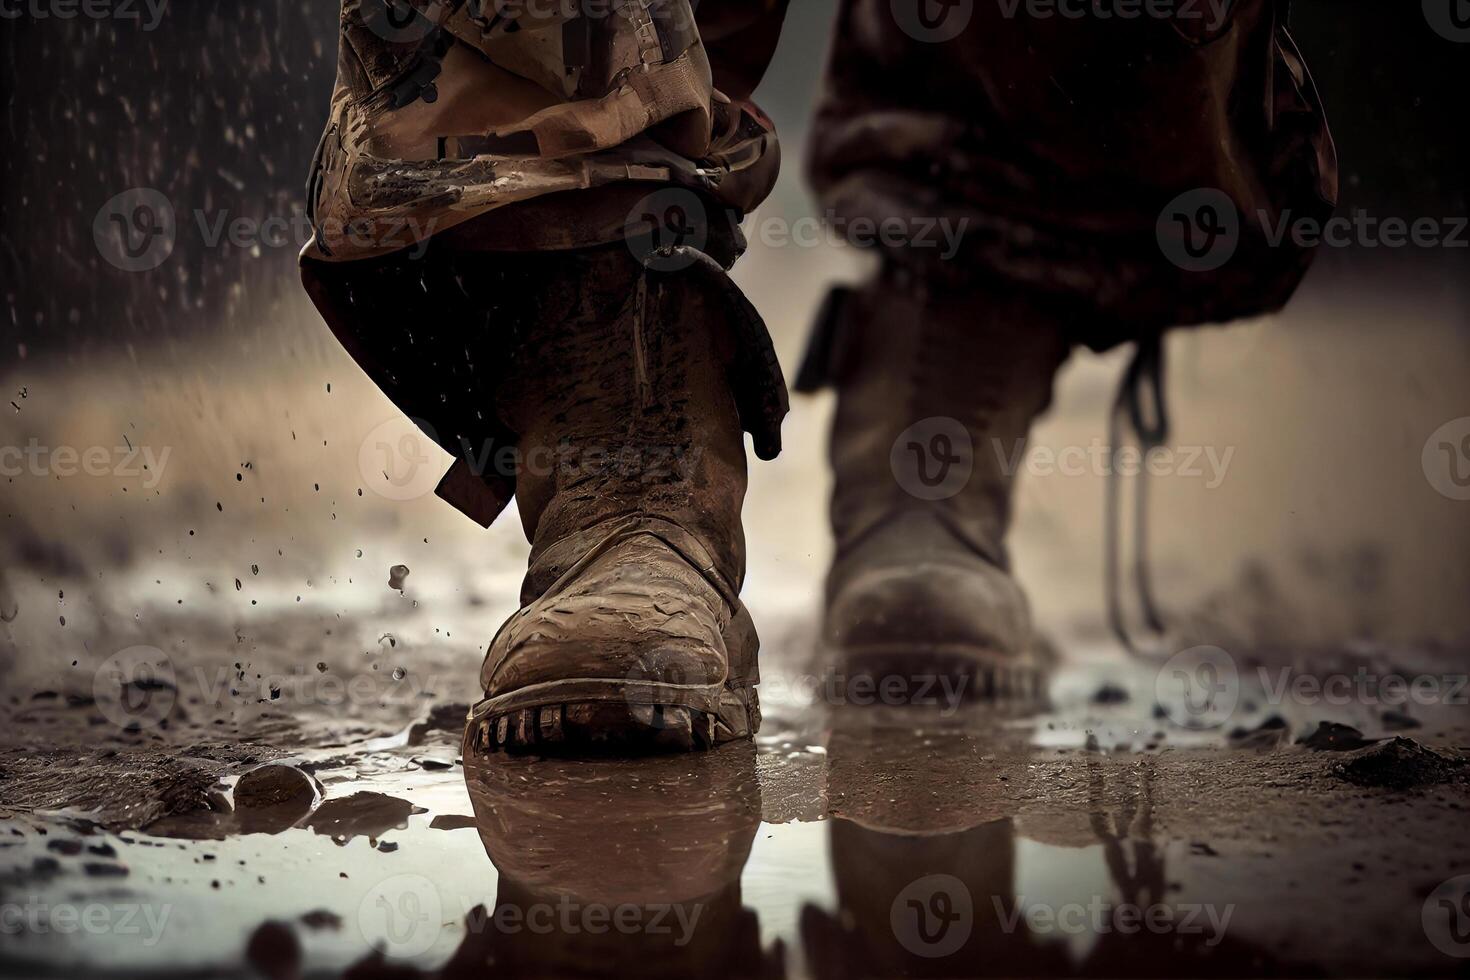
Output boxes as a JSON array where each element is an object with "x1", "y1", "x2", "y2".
[
  {"x1": 3, "y1": 627, "x2": 1469, "y2": 978},
  {"x1": 6, "y1": 3, "x2": 1470, "y2": 972}
]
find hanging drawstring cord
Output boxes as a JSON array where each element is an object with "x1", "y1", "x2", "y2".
[{"x1": 1106, "y1": 332, "x2": 1171, "y2": 658}]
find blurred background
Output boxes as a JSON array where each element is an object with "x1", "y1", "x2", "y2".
[{"x1": 1, "y1": 0, "x2": 1467, "y2": 699}]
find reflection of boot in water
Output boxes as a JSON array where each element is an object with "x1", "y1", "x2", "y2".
[
  {"x1": 450, "y1": 742, "x2": 784, "y2": 979},
  {"x1": 805, "y1": 732, "x2": 1314, "y2": 978},
  {"x1": 802, "y1": 718, "x2": 1071, "y2": 978},
  {"x1": 799, "y1": 273, "x2": 1069, "y2": 703},
  {"x1": 803, "y1": 817, "x2": 1074, "y2": 979}
]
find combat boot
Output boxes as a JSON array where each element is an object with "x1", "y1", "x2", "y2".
[
  {"x1": 798, "y1": 268, "x2": 1070, "y2": 701},
  {"x1": 465, "y1": 239, "x2": 786, "y2": 752}
]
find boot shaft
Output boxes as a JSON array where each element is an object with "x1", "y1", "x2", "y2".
[
  {"x1": 457, "y1": 243, "x2": 784, "y2": 605},
  {"x1": 820, "y1": 269, "x2": 1071, "y2": 570}
]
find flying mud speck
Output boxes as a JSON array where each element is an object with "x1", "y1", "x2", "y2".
[{"x1": 388, "y1": 564, "x2": 410, "y2": 590}]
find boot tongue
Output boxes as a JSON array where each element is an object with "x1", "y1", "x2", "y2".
[
  {"x1": 836, "y1": 509, "x2": 1007, "y2": 581},
  {"x1": 524, "y1": 515, "x2": 742, "y2": 612}
]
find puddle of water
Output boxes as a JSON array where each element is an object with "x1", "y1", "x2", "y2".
[{"x1": 4, "y1": 652, "x2": 1469, "y2": 978}]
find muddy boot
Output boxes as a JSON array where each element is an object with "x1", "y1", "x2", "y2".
[
  {"x1": 465, "y1": 241, "x2": 786, "y2": 753},
  {"x1": 799, "y1": 268, "x2": 1070, "y2": 702}
]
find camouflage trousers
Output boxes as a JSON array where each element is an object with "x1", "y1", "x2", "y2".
[{"x1": 805, "y1": 0, "x2": 1338, "y2": 351}]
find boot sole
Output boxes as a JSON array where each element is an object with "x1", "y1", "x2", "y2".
[
  {"x1": 839, "y1": 644, "x2": 1049, "y2": 706},
  {"x1": 464, "y1": 681, "x2": 759, "y2": 756}
]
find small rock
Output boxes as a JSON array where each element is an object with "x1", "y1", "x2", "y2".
[
  {"x1": 234, "y1": 764, "x2": 317, "y2": 810},
  {"x1": 1335, "y1": 737, "x2": 1465, "y2": 790},
  {"x1": 1091, "y1": 683, "x2": 1130, "y2": 705},
  {"x1": 388, "y1": 565, "x2": 410, "y2": 591}
]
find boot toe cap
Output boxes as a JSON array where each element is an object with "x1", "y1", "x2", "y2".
[
  {"x1": 480, "y1": 533, "x2": 739, "y2": 712},
  {"x1": 487, "y1": 590, "x2": 731, "y2": 696},
  {"x1": 826, "y1": 557, "x2": 1031, "y2": 658}
]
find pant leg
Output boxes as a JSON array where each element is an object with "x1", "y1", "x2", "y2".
[{"x1": 806, "y1": 0, "x2": 1337, "y2": 348}]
